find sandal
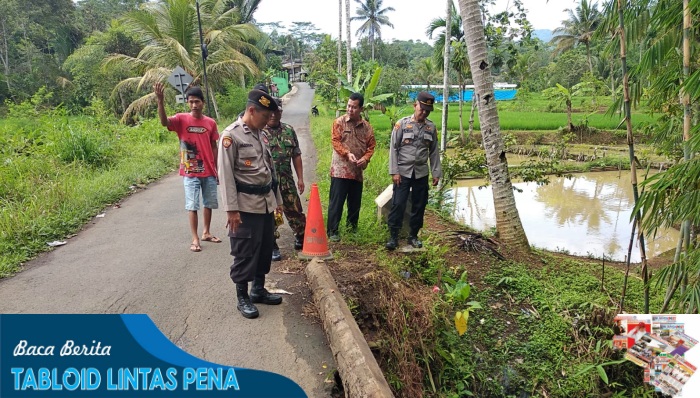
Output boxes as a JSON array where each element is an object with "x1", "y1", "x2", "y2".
[
  {"x1": 202, "y1": 235, "x2": 222, "y2": 243},
  {"x1": 190, "y1": 243, "x2": 202, "y2": 252}
]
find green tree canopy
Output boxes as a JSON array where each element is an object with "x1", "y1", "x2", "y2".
[{"x1": 105, "y1": 0, "x2": 264, "y2": 121}]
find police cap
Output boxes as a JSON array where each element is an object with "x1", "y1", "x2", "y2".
[
  {"x1": 274, "y1": 98, "x2": 283, "y2": 110},
  {"x1": 417, "y1": 91, "x2": 435, "y2": 111},
  {"x1": 247, "y1": 89, "x2": 279, "y2": 111}
]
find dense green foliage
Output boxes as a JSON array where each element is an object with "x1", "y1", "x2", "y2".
[
  {"x1": 2, "y1": 0, "x2": 698, "y2": 394},
  {"x1": 0, "y1": 99, "x2": 177, "y2": 277}
]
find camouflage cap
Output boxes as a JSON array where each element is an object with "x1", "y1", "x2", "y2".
[
  {"x1": 417, "y1": 91, "x2": 435, "y2": 111},
  {"x1": 253, "y1": 83, "x2": 269, "y2": 93}
]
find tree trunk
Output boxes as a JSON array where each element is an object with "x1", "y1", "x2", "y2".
[
  {"x1": 610, "y1": 58, "x2": 615, "y2": 104},
  {"x1": 586, "y1": 42, "x2": 594, "y2": 75},
  {"x1": 678, "y1": 0, "x2": 693, "y2": 290},
  {"x1": 441, "y1": 0, "x2": 451, "y2": 153},
  {"x1": 345, "y1": 0, "x2": 352, "y2": 82},
  {"x1": 338, "y1": 0, "x2": 342, "y2": 113},
  {"x1": 457, "y1": 0, "x2": 529, "y2": 250},
  {"x1": 468, "y1": 96, "x2": 476, "y2": 142},
  {"x1": 617, "y1": 0, "x2": 649, "y2": 313},
  {"x1": 209, "y1": 90, "x2": 220, "y2": 120},
  {"x1": 459, "y1": 80, "x2": 465, "y2": 145},
  {"x1": 0, "y1": 18, "x2": 11, "y2": 94},
  {"x1": 290, "y1": 45, "x2": 295, "y2": 82}
]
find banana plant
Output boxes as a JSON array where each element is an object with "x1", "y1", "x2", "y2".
[{"x1": 337, "y1": 66, "x2": 392, "y2": 121}]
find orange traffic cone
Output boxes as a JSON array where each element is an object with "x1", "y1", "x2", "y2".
[{"x1": 298, "y1": 183, "x2": 333, "y2": 260}]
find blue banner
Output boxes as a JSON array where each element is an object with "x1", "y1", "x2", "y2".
[{"x1": 0, "y1": 315, "x2": 306, "y2": 397}]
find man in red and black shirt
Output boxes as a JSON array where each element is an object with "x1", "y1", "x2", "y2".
[{"x1": 155, "y1": 82, "x2": 220, "y2": 253}]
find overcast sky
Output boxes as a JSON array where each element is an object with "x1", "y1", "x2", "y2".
[{"x1": 255, "y1": 0, "x2": 579, "y2": 43}]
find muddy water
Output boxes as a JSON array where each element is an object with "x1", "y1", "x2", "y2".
[{"x1": 450, "y1": 170, "x2": 679, "y2": 262}]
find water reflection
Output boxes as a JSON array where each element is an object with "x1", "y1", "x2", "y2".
[{"x1": 450, "y1": 170, "x2": 679, "y2": 262}]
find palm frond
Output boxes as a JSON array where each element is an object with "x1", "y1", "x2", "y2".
[
  {"x1": 103, "y1": 54, "x2": 150, "y2": 75},
  {"x1": 120, "y1": 92, "x2": 158, "y2": 123},
  {"x1": 107, "y1": 0, "x2": 264, "y2": 121}
]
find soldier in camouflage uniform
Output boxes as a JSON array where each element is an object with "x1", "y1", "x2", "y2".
[{"x1": 264, "y1": 99, "x2": 306, "y2": 260}]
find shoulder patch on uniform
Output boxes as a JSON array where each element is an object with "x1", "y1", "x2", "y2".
[
  {"x1": 394, "y1": 122, "x2": 401, "y2": 129},
  {"x1": 222, "y1": 136, "x2": 232, "y2": 149}
]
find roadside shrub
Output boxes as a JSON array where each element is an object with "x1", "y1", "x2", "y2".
[
  {"x1": 53, "y1": 126, "x2": 114, "y2": 167},
  {"x1": 217, "y1": 83, "x2": 248, "y2": 119}
]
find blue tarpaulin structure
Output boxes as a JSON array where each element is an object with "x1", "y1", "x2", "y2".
[{"x1": 407, "y1": 89, "x2": 517, "y2": 102}]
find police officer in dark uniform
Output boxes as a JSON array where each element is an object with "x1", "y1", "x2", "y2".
[
  {"x1": 385, "y1": 91, "x2": 442, "y2": 250},
  {"x1": 218, "y1": 89, "x2": 283, "y2": 319}
]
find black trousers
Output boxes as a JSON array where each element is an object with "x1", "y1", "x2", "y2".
[
  {"x1": 387, "y1": 175, "x2": 429, "y2": 235},
  {"x1": 327, "y1": 177, "x2": 363, "y2": 235},
  {"x1": 229, "y1": 211, "x2": 274, "y2": 284}
]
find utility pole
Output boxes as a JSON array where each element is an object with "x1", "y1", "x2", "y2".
[{"x1": 195, "y1": 0, "x2": 219, "y2": 119}]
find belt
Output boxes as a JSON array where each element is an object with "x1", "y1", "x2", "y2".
[{"x1": 236, "y1": 182, "x2": 272, "y2": 195}]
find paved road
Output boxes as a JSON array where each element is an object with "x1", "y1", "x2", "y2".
[{"x1": 0, "y1": 83, "x2": 334, "y2": 397}]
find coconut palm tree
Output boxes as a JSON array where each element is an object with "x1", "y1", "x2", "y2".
[
  {"x1": 415, "y1": 57, "x2": 437, "y2": 88},
  {"x1": 551, "y1": 0, "x2": 602, "y2": 75},
  {"x1": 338, "y1": 0, "x2": 342, "y2": 80},
  {"x1": 105, "y1": 0, "x2": 263, "y2": 122},
  {"x1": 427, "y1": 4, "x2": 472, "y2": 143},
  {"x1": 350, "y1": 0, "x2": 395, "y2": 61},
  {"x1": 345, "y1": 0, "x2": 352, "y2": 81},
  {"x1": 426, "y1": 1, "x2": 464, "y2": 71},
  {"x1": 224, "y1": 0, "x2": 262, "y2": 23},
  {"x1": 456, "y1": 0, "x2": 530, "y2": 251}
]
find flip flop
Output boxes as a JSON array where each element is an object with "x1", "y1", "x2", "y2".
[
  {"x1": 202, "y1": 235, "x2": 222, "y2": 243},
  {"x1": 190, "y1": 243, "x2": 202, "y2": 252}
]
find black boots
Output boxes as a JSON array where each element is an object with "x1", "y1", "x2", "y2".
[
  {"x1": 385, "y1": 229, "x2": 399, "y2": 251},
  {"x1": 271, "y1": 241, "x2": 281, "y2": 261},
  {"x1": 294, "y1": 234, "x2": 304, "y2": 250},
  {"x1": 407, "y1": 235, "x2": 423, "y2": 248},
  {"x1": 250, "y1": 276, "x2": 282, "y2": 305},
  {"x1": 408, "y1": 230, "x2": 423, "y2": 248},
  {"x1": 236, "y1": 277, "x2": 281, "y2": 319},
  {"x1": 236, "y1": 283, "x2": 259, "y2": 319},
  {"x1": 385, "y1": 229, "x2": 422, "y2": 250}
]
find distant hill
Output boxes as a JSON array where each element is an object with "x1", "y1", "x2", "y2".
[{"x1": 533, "y1": 29, "x2": 553, "y2": 43}]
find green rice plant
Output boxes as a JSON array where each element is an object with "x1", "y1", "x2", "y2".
[{"x1": 364, "y1": 105, "x2": 657, "y2": 132}]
